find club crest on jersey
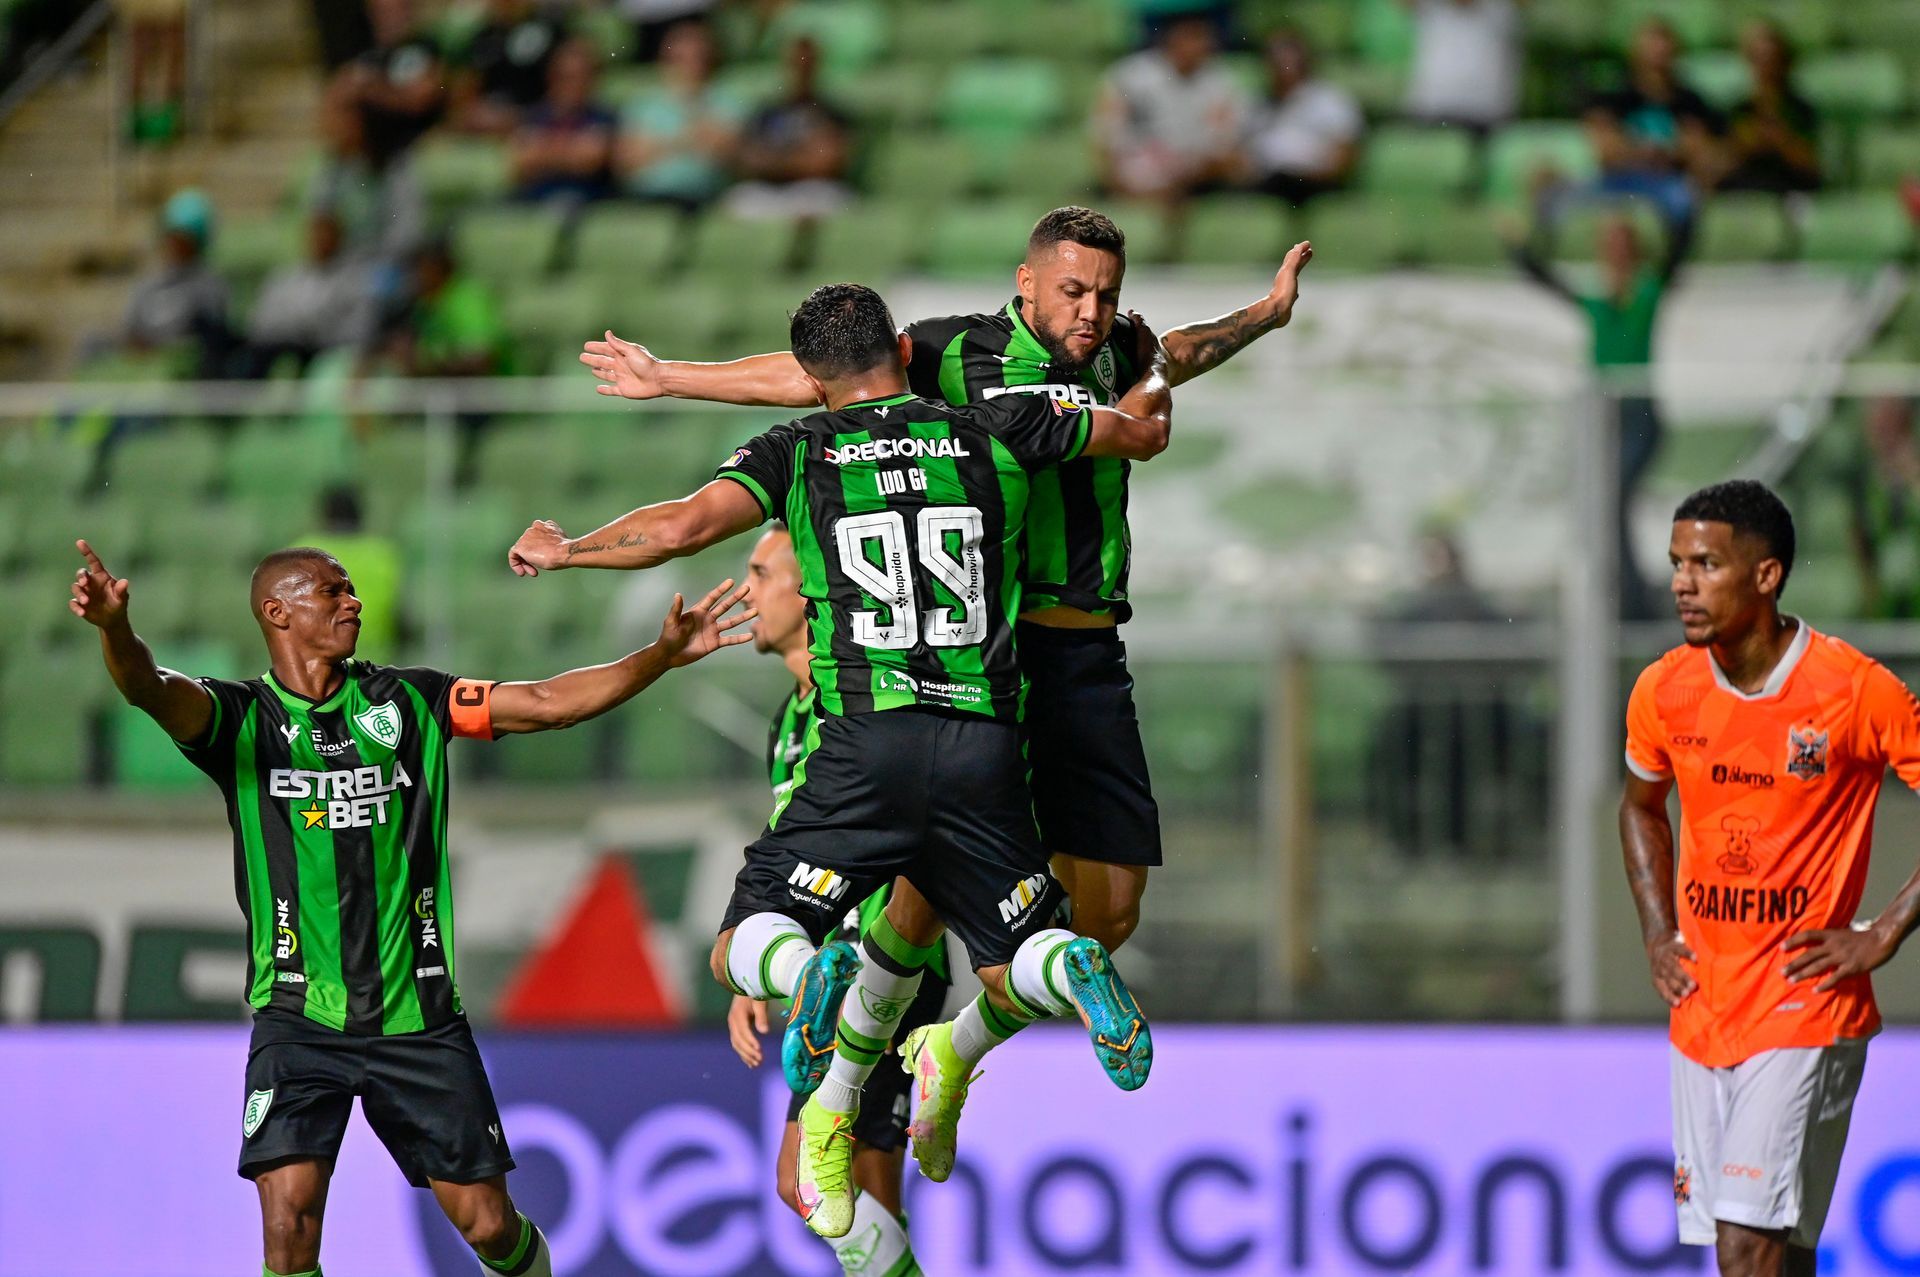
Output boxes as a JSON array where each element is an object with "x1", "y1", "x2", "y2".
[
  {"x1": 354, "y1": 701, "x2": 402, "y2": 750},
  {"x1": 243, "y1": 1088, "x2": 274, "y2": 1138},
  {"x1": 1093, "y1": 346, "x2": 1117, "y2": 397},
  {"x1": 1785, "y1": 726, "x2": 1828, "y2": 780}
]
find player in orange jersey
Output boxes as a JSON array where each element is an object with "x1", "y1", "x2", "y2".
[{"x1": 1620, "y1": 480, "x2": 1920, "y2": 1276}]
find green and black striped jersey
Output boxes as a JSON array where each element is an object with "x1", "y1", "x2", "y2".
[
  {"x1": 177, "y1": 661, "x2": 496, "y2": 1035},
  {"x1": 717, "y1": 391, "x2": 1090, "y2": 720},
  {"x1": 906, "y1": 299, "x2": 1140, "y2": 620}
]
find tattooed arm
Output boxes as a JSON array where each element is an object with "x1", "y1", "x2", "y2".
[
  {"x1": 1160, "y1": 240, "x2": 1313, "y2": 387},
  {"x1": 1620, "y1": 773, "x2": 1697, "y2": 1008},
  {"x1": 508, "y1": 480, "x2": 766, "y2": 575}
]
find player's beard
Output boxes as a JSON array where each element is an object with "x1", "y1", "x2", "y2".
[{"x1": 1029, "y1": 313, "x2": 1100, "y2": 375}]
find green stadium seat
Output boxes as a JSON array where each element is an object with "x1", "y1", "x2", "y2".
[
  {"x1": 981, "y1": 134, "x2": 1098, "y2": 207},
  {"x1": 891, "y1": 4, "x2": 997, "y2": 62},
  {"x1": 1679, "y1": 50, "x2": 1751, "y2": 112},
  {"x1": 927, "y1": 201, "x2": 1050, "y2": 277},
  {"x1": 1732, "y1": 0, "x2": 1835, "y2": 53},
  {"x1": 1527, "y1": 0, "x2": 1613, "y2": 54},
  {"x1": 713, "y1": 62, "x2": 787, "y2": 107},
  {"x1": 1181, "y1": 196, "x2": 1291, "y2": 267},
  {"x1": 501, "y1": 273, "x2": 611, "y2": 368},
  {"x1": 1612, "y1": 0, "x2": 1728, "y2": 50},
  {"x1": 1360, "y1": 126, "x2": 1476, "y2": 198},
  {"x1": 452, "y1": 206, "x2": 567, "y2": 288},
  {"x1": 598, "y1": 65, "x2": 660, "y2": 106},
  {"x1": 1798, "y1": 193, "x2": 1914, "y2": 265},
  {"x1": 0, "y1": 425, "x2": 90, "y2": 502},
  {"x1": 1321, "y1": 58, "x2": 1405, "y2": 117},
  {"x1": 1245, "y1": 0, "x2": 1355, "y2": 53},
  {"x1": 1487, "y1": 121, "x2": 1598, "y2": 203},
  {"x1": 166, "y1": 503, "x2": 267, "y2": 573},
  {"x1": 573, "y1": 4, "x2": 635, "y2": 61},
  {"x1": 0, "y1": 645, "x2": 101, "y2": 786},
  {"x1": 211, "y1": 216, "x2": 304, "y2": 295},
  {"x1": 825, "y1": 60, "x2": 943, "y2": 128},
  {"x1": 1797, "y1": 51, "x2": 1906, "y2": 120},
  {"x1": 572, "y1": 205, "x2": 685, "y2": 278},
  {"x1": 807, "y1": 205, "x2": 922, "y2": 281},
  {"x1": 413, "y1": 137, "x2": 513, "y2": 212},
  {"x1": 989, "y1": 0, "x2": 1130, "y2": 60},
  {"x1": 1857, "y1": 126, "x2": 1920, "y2": 187},
  {"x1": 496, "y1": 719, "x2": 607, "y2": 783},
  {"x1": 760, "y1": 0, "x2": 889, "y2": 72},
  {"x1": 471, "y1": 421, "x2": 582, "y2": 507},
  {"x1": 1848, "y1": 0, "x2": 1920, "y2": 49},
  {"x1": 600, "y1": 281, "x2": 736, "y2": 356},
  {"x1": 1416, "y1": 202, "x2": 1509, "y2": 268},
  {"x1": 618, "y1": 696, "x2": 734, "y2": 783},
  {"x1": 937, "y1": 59, "x2": 1066, "y2": 140},
  {"x1": 1694, "y1": 194, "x2": 1793, "y2": 262},
  {"x1": 1352, "y1": 0, "x2": 1415, "y2": 68},
  {"x1": 0, "y1": 569, "x2": 73, "y2": 658},
  {"x1": 224, "y1": 418, "x2": 347, "y2": 534},
  {"x1": 1301, "y1": 195, "x2": 1426, "y2": 269},
  {"x1": 111, "y1": 640, "x2": 237, "y2": 789},
  {"x1": 865, "y1": 133, "x2": 974, "y2": 205},
  {"x1": 687, "y1": 215, "x2": 806, "y2": 282},
  {"x1": 105, "y1": 422, "x2": 221, "y2": 498}
]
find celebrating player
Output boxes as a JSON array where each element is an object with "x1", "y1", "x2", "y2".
[
  {"x1": 726, "y1": 524, "x2": 947, "y2": 1276},
  {"x1": 1620, "y1": 481, "x2": 1920, "y2": 1275},
  {"x1": 69, "y1": 538, "x2": 752, "y2": 1277},
  {"x1": 580, "y1": 206, "x2": 1312, "y2": 960},
  {"x1": 510, "y1": 281, "x2": 1171, "y2": 1237}
]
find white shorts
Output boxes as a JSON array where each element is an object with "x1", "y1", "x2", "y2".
[{"x1": 1670, "y1": 1040, "x2": 1868, "y2": 1247}]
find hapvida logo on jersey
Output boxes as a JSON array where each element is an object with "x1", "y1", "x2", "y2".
[
  {"x1": 998, "y1": 873, "x2": 1049, "y2": 925},
  {"x1": 823, "y1": 437, "x2": 972, "y2": 465},
  {"x1": 788, "y1": 862, "x2": 851, "y2": 904},
  {"x1": 272, "y1": 761, "x2": 415, "y2": 830}
]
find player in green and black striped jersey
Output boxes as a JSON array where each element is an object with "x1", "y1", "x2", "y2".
[
  {"x1": 512, "y1": 282, "x2": 1169, "y2": 1238},
  {"x1": 70, "y1": 538, "x2": 751, "y2": 1277},
  {"x1": 580, "y1": 207, "x2": 1312, "y2": 959}
]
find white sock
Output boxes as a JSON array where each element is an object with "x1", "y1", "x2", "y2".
[
  {"x1": 725, "y1": 913, "x2": 814, "y2": 1000},
  {"x1": 814, "y1": 938, "x2": 921, "y2": 1113},
  {"x1": 1007, "y1": 928, "x2": 1078, "y2": 1018},
  {"x1": 478, "y1": 1214, "x2": 550, "y2": 1277},
  {"x1": 948, "y1": 989, "x2": 1033, "y2": 1067},
  {"x1": 828, "y1": 1191, "x2": 919, "y2": 1276}
]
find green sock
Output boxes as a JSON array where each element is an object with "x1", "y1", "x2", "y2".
[
  {"x1": 264, "y1": 1267, "x2": 321, "y2": 1277},
  {"x1": 479, "y1": 1213, "x2": 550, "y2": 1277}
]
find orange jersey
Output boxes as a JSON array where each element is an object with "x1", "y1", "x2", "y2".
[{"x1": 1625, "y1": 623, "x2": 1920, "y2": 1067}]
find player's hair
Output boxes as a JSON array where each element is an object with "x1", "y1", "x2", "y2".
[
  {"x1": 1027, "y1": 207, "x2": 1126, "y2": 265},
  {"x1": 788, "y1": 283, "x2": 900, "y2": 381},
  {"x1": 1673, "y1": 480, "x2": 1796, "y2": 597},
  {"x1": 249, "y1": 547, "x2": 339, "y2": 607}
]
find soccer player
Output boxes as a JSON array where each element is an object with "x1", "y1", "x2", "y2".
[
  {"x1": 509, "y1": 281, "x2": 1172, "y2": 1237},
  {"x1": 69, "y1": 538, "x2": 752, "y2": 1277},
  {"x1": 1620, "y1": 480, "x2": 1920, "y2": 1276},
  {"x1": 579, "y1": 206, "x2": 1313, "y2": 956},
  {"x1": 726, "y1": 524, "x2": 946, "y2": 1277}
]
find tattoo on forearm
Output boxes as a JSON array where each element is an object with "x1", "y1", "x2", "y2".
[
  {"x1": 1166, "y1": 306, "x2": 1278, "y2": 379},
  {"x1": 567, "y1": 530, "x2": 648, "y2": 557}
]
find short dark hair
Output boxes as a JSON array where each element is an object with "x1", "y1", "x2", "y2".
[
  {"x1": 1027, "y1": 206, "x2": 1126, "y2": 265},
  {"x1": 1674, "y1": 480, "x2": 1796, "y2": 595},
  {"x1": 788, "y1": 283, "x2": 900, "y2": 381},
  {"x1": 249, "y1": 547, "x2": 339, "y2": 611}
]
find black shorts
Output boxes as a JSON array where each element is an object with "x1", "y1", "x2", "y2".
[
  {"x1": 784, "y1": 966, "x2": 949, "y2": 1150},
  {"x1": 238, "y1": 1009, "x2": 513, "y2": 1188},
  {"x1": 1018, "y1": 623, "x2": 1163, "y2": 867},
  {"x1": 721, "y1": 710, "x2": 1063, "y2": 968}
]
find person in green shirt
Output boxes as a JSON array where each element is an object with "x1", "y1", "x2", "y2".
[
  {"x1": 1508, "y1": 210, "x2": 1693, "y2": 618},
  {"x1": 393, "y1": 238, "x2": 513, "y2": 377}
]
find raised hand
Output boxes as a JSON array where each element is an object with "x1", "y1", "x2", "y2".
[
  {"x1": 1646, "y1": 931, "x2": 1698, "y2": 1007},
  {"x1": 657, "y1": 577, "x2": 757, "y2": 667},
  {"x1": 1266, "y1": 240, "x2": 1314, "y2": 326},
  {"x1": 580, "y1": 330, "x2": 665, "y2": 400},
  {"x1": 70, "y1": 539, "x2": 132, "y2": 630},
  {"x1": 509, "y1": 519, "x2": 570, "y2": 577}
]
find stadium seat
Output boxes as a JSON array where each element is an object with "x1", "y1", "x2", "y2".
[
  {"x1": 937, "y1": 59, "x2": 1066, "y2": 141},
  {"x1": 573, "y1": 4, "x2": 635, "y2": 60},
  {"x1": 105, "y1": 423, "x2": 221, "y2": 509},
  {"x1": 210, "y1": 216, "x2": 304, "y2": 296},
  {"x1": 981, "y1": 134, "x2": 1099, "y2": 207},
  {"x1": 0, "y1": 645, "x2": 100, "y2": 786},
  {"x1": 502, "y1": 273, "x2": 611, "y2": 368},
  {"x1": 412, "y1": 137, "x2": 513, "y2": 213},
  {"x1": 1486, "y1": 122, "x2": 1598, "y2": 203},
  {"x1": 1360, "y1": 126, "x2": 1477, "y2": 198},
  {"x1": 687, "y1": 215, "x2": 807, "y2": 282},
  {"x1": 1352, "y1": 0, "x2": 1416, "y2": 68},
  {"x1": 1857, "y1": 126, "x2": 1920, "y2": 188},
  {"x1": 571, "y1": 206, "x2": 685, "y2": 279},
  {"x1": 1798, "y1": 193, "x2": 1914, "y2": 265},
  {"x1": 453, "y1": 206, "x2": 567, "y2": 288},
  {"x1": 111, "y1": 640, "x2": 237, "y2": 790},
  {"x1": 1416, "y1": 202, "x2": 1509, "y2": 268},
  {"x1": 0, "y1": 568, "x2": 73, "y2": 658},
  {"x1": 1302, "y1": 195, "x2": 1425, "y2": 270},
  {"x1": 808, "y1": 205, "x2": 921, "y2": 280},
  {"x1": 1181, "y1": 196, "x2": 1291, "y2": 267},
  {"x1": 1694, "y1": 194, "x2": 1794, "y2": 262},
  {"x1": 1678, "y1": 50, "x2": 1750, "y2": 112},
  {"x1": 928, "y1": 201, "x2": 1052, "y2": 277},
  {"x1": 472, "y1": 421, "x2": 583, "y2": 506},
  {"x1": 1796, "y1": 51, "x2": 1907, "y2": 120},
  {"x1": 1611, "y1": 0, "x2": 1728, "y2": 50},
  {"x1": 600, "y1": 281, "x2": 736, "y2": 357},
  {"x1": 1245, "y1": 0, "x2": 1355, "y2": 53},
  {"x1": 223, "y1": 418, "x2": 347, "y2": 536},
  {"x1": 891, "y1": 3, "x2": 997, "y2": 62},
  {"x1": 0, "y1": 425, "x2": 90, "y2": 503},
  {"x1": 759, "y1": 0, "x2": 889, "y2": 73},
  {"x1": 825, "y1": 60, "x2": 943, "y2": 128},
  {"x1": 992, "y1": 0, "x2": 1131, "y2": 61},
  {"x1": 865, "y1": 133, "x2": 975, "y2": 206},
  {"x1": 1736, "y1": 0, "x2": 1835, "y2": 54},
  {"x1": 1321, "y1": 58, "x2": 1406, "y2": 118}
]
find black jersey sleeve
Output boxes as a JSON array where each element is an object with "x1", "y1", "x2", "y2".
[
  {"x1": 903, "y1": 315, "x2": 974, "y2": 404},
  {"x1": 1106, "y1": 311, "x2": 1142, "y2": 390},
  {"x1": 174, "y1": 677, "x2": 255, "y2": 775},
  {"x1": 970, "y1": 394, "x2": 1091, "y2": 472},
  {"x1": 714, "y1": 422, "x2": 801, "y2": 521},
  {"x1": 377, "y1": 664, "x2": 494, "y2": 740}
]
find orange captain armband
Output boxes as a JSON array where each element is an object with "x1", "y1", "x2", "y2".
[{"x1": 447, "y1": 679, "x2": 497, "y2": 740}]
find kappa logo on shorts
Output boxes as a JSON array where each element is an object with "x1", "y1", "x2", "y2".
[
  {"x1": 243, "y1": 1088, "x2": 274, "y2": 1138},
  {"x1": 1673, "y1": 1163, "x2": 1692, "y2": 1204},
  {"x1": 1786, "y1": 725, "x2": 1828, "y2": 780}
]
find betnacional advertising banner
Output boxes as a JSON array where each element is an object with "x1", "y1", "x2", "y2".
[{"x1": 2, "y1": 1027, "x2": 1917, "y2": 1277}]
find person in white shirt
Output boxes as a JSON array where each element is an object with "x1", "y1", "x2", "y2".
[
  {"x1": 1092, "y1": 15, "x2": 1248, "y2": 203},
  {"x1": 1401, "y1": 0, "x2": 1526, "y2": 134},
  {"x1": 1241, "y1": 30, "x2": 1364, "y2": 206}
]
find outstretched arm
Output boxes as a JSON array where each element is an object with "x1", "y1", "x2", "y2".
[
  {"x1": 509, "y1": 479, "x2": 766, "y2": 575},
  {"x1": 580, "y1": 331, "x2": 818, "y2": 408},
  {"x1": 69, "y1": 539, "x2": 213, "y2": 743},
  {"x1": 1085, "y1": 313, "x2": 1172, "y2": 460},
  {"x1": 488, "y1": 580, "x2": 755, "y2": 734},
  {"x1": 1620, "y1": 773, "x2": 1697, "y2": 1008},
  {"x1": 1159, "y1": 240, "x2": 1313, "y2": 387}
]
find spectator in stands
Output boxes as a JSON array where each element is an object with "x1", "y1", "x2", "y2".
[
  {"x1": 510, "y1": 39, "x2": 618, "y2": 205},
  {"x1": 1092, "y1": 14, "x2": 1247, "y2": 205},
  {"x1": 725, "y1": 35, "x2": 855, "y2": 220},
  {"x1": 1239, "y1": 30, "x2": 1364, "y2": 207},
  {"x1": 1400, "y1": 0, "x2": 1525, "y2": 137},
  {"x1": 240, "y1": 212, "x2": 376, "y2": 377},
  {"x1": 119, "y1": 190, "x2": 234, "y2": 377},
  {"x1": 1582, "y1": 18, "x2": 1719, "y2": 229},
  {"x1": 1711, "y1": 19, "x2": 1822, "y2": 195},
  {"x1": 305, "y1": 90, "x2": 426, "y2": 273},
  {"x1": 616, "y1": 19, "x2": 743, "y2": 209},
  {"x1": 1505, "y1": 210, "x2": 1694, "y2": 619},
  {"x1": 378, "y1": 237, "x2": 512, "y2": 377},
  {"x1": 300, "y1": 486, "x2": 402, "y2": 659},
  {"x1": 116, "y1": 0, "x2": 188, "y2": 144},
  {"x1": 621, "y1": 0, "x2": 715, "y2": 64},
  {"x1": 330, "y1": 0, "x2": 446, "y2": 170},
  {"x1": 451, "y1": 0, "x2": 570, "y2": 136}
]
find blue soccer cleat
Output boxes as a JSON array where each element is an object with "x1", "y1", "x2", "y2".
[
  {"x1": 782, "y1": 940, "x2": 862, "y2": 1095},
  {"x1": 1062, "y1": 936, "x2": 1152, "y2": 1091}
]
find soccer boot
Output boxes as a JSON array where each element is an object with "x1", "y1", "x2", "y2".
[
  {"x1": 899, "y1": 1020, "x2": 979, "y2": 1182},
  {"x1": 1062, "y1": 936, "x2": 1153, "y2": 1091},
  {"x1": 783, "y1": 939, "x2": 862, "y2": 1095},
  {"x1": 793, "y1": 1095, "x2": 858, "y2": 1238}
]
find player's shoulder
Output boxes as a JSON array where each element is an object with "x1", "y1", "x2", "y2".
[
  {"x1": 351, "y1": 660, "x2": 451, "y2": 697},
  {"x1": 1636, "y1": 643, "x2": 1703, "y2": 688},
  {"x1": 907, "y1": 309, "x2": 1011, "y2": 349},
  {"x1": 1808, "y1": 628, "x2": 1910, "y2": 698}
]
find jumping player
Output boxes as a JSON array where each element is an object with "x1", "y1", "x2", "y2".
[
  {"x1": 70, "y1": 538, "x2": 752, "y2": 1277},
  {"x1": 1620, "y1": 481, "x2": 1920, "y2": 1275},
  {"x1": 727, "y1": 524, "x2": 946, "y2": 1276},
  {"x1": 509, "y1": 282, "x2": 1172, "y2": 1237}
]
